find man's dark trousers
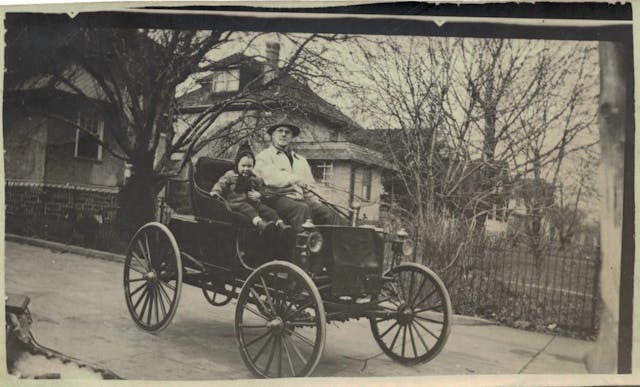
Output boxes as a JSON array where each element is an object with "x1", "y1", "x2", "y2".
[{"x1": 265, "y1": 195, "x2": 346, "y2": 233}]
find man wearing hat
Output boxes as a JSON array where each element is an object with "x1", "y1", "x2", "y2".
[{"x1": 254, "y1": 118, "x2": 346, "y2": 233}]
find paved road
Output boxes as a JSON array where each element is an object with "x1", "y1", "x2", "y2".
[{"x1": 4, "y1": 241, "x2": 593, "y2": 379}]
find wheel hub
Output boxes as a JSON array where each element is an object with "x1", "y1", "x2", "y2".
[
  {"x1": 144, "y1": 271, "x2": 157, "y2": 281},
  {"x1": 267, "y1": 317, "x2": 285, "y2": 333},
  {"x1": 397, "y1": 304, "x2": 414, "y2": 325}
]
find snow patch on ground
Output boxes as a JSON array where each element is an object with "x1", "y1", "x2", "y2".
[{"x1": 11, "y1": 353, "x2": 104, "y2": 379}]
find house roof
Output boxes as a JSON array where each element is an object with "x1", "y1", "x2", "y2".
[
  {"x1": 294, "y1": 141, "x2": 396, "y2": 171},
  {"x1": 8, "y1": 65, "x2": 107, "y2": 101},
  {"x1": 345, "y1": 128, "x2": 401, "y2": 152},
  {"x1": 178, "y1": 54, "x2": 362, "y2": 133}
]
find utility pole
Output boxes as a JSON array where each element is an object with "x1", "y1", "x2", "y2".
[{"x1": 585, "y1": 41, "x2": 631, "y2": 373}]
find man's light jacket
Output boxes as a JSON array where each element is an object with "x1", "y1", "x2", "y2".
[{"x1": 254, "y1": 145, "x2": 316, "y2": 201}]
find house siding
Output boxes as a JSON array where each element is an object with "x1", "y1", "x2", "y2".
[
  {"x1": 363, "y1": 169, "x2": 382, "y2": 221},
  {"x1": 44, "y1": 116, "x2": 125, "y2": 187},
  {"x1": 4, "y1": 113, "x2": 48, "y2": 181},
  {"x1": 352, "y1": 165, "x2": 382, "y2": 222},
  {"x1": 302, "y1": 162, "x2": 382, "y2": 222},
  {"x1": 311, "y1": 161, "x2": 351, "y2": 211}
]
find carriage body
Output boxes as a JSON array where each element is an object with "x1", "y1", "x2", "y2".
[
  {"x1": 123, "y1": 157, "x2": 452, "y2": 378},
  {"x1": 166, "y1": 215, "x2": 388, "y2": 304},
  {"x1": 164, "y1": 156, "x2": 391, "y2": 301}
]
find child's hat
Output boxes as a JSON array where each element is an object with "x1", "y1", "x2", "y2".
[
  {"x1": 234, "y1": 141, "x2": 254, "y2": 165},
  {"x1": 237, "y1": 141, "x2": 253, "y2": 156}
]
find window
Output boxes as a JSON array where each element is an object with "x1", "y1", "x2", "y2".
[
  {"x1": 211, "y1": 69, "x2": 240, "y2": 93},
  {"x1": 123, "y1": 163, "x2": 132, "y2": 181},
  {"x1": 74, "y1": 113, "x2": 104, "y2": 161},
  {"x1": 312, "y1": 162, "x2": 333, "y2": 186},
  {"x1": 361, "y1": 168, "x2": 372, "y2": 201}
]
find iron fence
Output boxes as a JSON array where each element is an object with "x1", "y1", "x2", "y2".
[
  {"x1": 5, "y1": 181, "x2": 170, "y2": 254},
  {"x1": 419, "y1": 237, "x2": 601, "y2": 337}
]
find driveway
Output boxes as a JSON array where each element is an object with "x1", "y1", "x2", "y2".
[{"x1": 4, "y1": 240, "x2": 592, "y2": 379}]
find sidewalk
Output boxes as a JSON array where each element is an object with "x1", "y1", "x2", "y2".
[{"x1": 4, "y1": 239, "x2": 592, "y2": 379}]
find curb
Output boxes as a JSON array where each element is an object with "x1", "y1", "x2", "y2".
[
  {"x1": 452, "y1": 314, "x2": 497, "y2": 326},
  {"x1": 5, "y1": 234, "x2": 125, "y2": 264}
]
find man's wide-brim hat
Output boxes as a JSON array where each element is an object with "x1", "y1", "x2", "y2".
[{"x1": 265, "y1": 118, "x2": 301, "y2": 137}]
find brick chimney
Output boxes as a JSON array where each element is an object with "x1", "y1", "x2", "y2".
[{"x1": 263, "y1": 42, "x2": 280, "y2": 84}]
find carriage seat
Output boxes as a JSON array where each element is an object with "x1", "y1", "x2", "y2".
[{"x1": 191, "y1": 157, "x2": 253, "y2": 226}]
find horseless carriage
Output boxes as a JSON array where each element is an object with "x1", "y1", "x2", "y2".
[{"x1": 123, "y1": 157, "x2": 452, "y2": 378}]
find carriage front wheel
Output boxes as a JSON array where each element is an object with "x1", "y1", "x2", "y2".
[
  {"x1": 124, "y1": 222, "x2": 183, "y2": 332},
  {"x1": 370, "y1": 263, "x2": 452, "y2": 365},
  {"x1": 235, "y1": 261, "x2": 326, "y2": 378}
]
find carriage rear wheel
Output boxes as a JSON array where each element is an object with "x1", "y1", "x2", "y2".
[
  {"x1": 235, "y1": 261, "x2": 326, "y2": 378},
  {"x1": 124, "y1": 222, "x2": 183, "y2": 332},
  {"x1": 370, "y1": 263, "x2": 452, "y2": 365},
  {"x1": 202, "y1": 280, "x2": 235, "y2": 307}
]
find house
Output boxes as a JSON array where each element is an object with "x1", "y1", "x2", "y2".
[
  {"x1": 4, "y1": 67, "x2": 128, "y2": 250},
  {"x1": 4, "y1": 68, "x2": 127, "y2": 188},
  {"x1": 176, "y1": 43, "x2": 393, "y2": 221}
]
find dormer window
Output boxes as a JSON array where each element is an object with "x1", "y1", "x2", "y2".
[{"x1": 211, "y1": 69, "x2": 240, "y2": 93}]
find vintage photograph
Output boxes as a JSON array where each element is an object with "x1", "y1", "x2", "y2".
[{"x1": 3, "y1": 2, "x2": 635, "y2": 381}]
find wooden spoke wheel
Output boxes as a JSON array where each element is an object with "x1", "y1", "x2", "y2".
[
  {"x1": 370, "y1": 263, "x2": 452, "y2": 365},
  {"x1": 235, "y1": 261, "x2": 326, "y2": 378},
  {"x1": 124, "y1": 222, "x2": 183, "y2": 332},
  {"x1": 202, "y1": 281, "x2": 235, "y2": 307}
]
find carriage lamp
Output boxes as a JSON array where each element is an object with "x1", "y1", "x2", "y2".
[
  {"x1": 302, "y1": 219, "x2": 315, "y2": 231},
  {"x1": 401, "y1": 238, "x2": 415, "y2": 256},
  {"x1": 294, "y1": 219, "x2": 317, "y2": 271},
  {"x1": 392, "y1": 228, "x2": 414, "y2": 256},
  {"x1": 396, "y1": 228, "x2": 409, "y2": 239},
  {"x1": 307, "y1": 231, "x2": 324, "y2": 253}
]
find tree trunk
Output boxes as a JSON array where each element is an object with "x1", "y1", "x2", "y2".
[
  {"x1": 585, "y1": 42, "x2": 628, "y2": 373},
  {"x1": 114, "y1": 154, "x2": 158, "y2": 240}
]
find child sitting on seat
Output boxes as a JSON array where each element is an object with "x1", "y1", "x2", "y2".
[{"x1": 210, "y1": 144, "x2": 291, "y2": 233}]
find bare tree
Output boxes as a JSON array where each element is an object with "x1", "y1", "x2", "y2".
[
  {"x1": 340, "y1": 35, "x2": 598, "y2": 271},
  {"x1": 344, "y1": 37, "x2": 457, "y2": 254},
  {"x1": 549, "y1": 149, "x2": 600, "y2": 248},
  {"x1": 498, "y1": 41, "x2": 598, "y2": 256},
  {"x1": 444, "y1": 38, "x2": 598, "y2": 223},
  {"x1": 5, "y1": 18, "x2": 342, "y2": 237}
]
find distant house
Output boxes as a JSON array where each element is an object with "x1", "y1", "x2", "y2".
[
  {"x1": 177, "y1": 43, "x2": 393, "y2": 221},
  {"x1": 504, "y1": 178, "x2": 556, "y2": 240}
]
